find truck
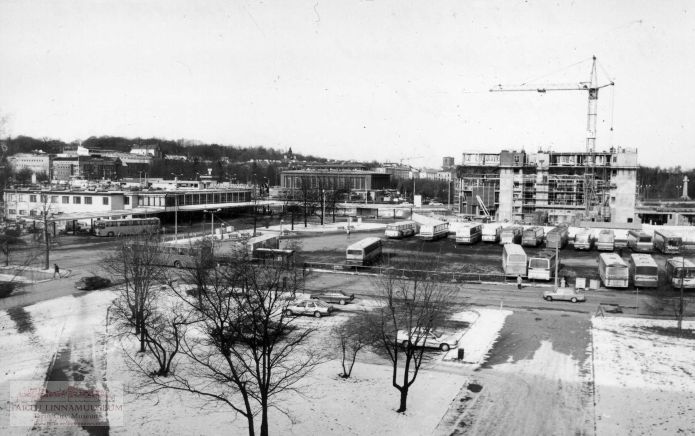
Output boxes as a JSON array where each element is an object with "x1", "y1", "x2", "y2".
[
  {"x1": 596, "y1": 229, "x2": 615, "y2": 251},
  {"x1": 521, "y1": 226, "x2": 544, "y2": 247}
]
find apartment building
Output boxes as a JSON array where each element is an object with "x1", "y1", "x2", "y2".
[
  {"x1": 455, "y1": 148, "x2": 638, "y2": 224},
  {"x1": 7, "y1": 153, "x2": 51, "y2": 175}
]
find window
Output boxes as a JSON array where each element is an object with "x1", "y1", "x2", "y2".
[
  {"x1": 85, "y1": 197, "x2": 92, "y2": 205},
  {"x1": 102, "y1": 197, "x2": 109, "y2": 205},
  {"x1": 73, "y1": 196, "x2": 81, "y2": 204},
  {"x1": 50, "y1": 196, "x2": 58, "y2": 204},
  {"x1": 19, "y1": 210, "x2": 27, "y2": 215},
  {"x1": 8, "y1": 209, "x2": 16, "y2": 215},
  {"x1": 62, "y1": 196, "x2": 69, "y2": 204},
  {"x1": 29, "y1": 210, "x2": 37, "y2": 216},
  {"x1": 29, "y1": 195, "x2": 37, "y2": 202},
  {"x1": 627, "y1": 218, "x2": 633, "y2": 223},
  {"x1": 124, "y1": 197, "x2": 130, "y2": 205}
]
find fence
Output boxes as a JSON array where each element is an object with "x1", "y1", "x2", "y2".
[{"x1": 302, "y1": 261, "x2": 509, "y2": 284}]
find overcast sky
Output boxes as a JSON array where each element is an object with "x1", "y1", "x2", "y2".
[{"x1": 1, "y1": 0, "x2": 693, "y2": 168}]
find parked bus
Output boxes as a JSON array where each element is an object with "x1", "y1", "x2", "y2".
[
  {"x1": 665, "y1": 257, "x2": 695, "y2": 289},
  {"x1": 545, "y1": 226, "x2": 569, "y2": 249},
  {"x1": 521, "y1": 226, "x2": 544, "y2": 247},
  {"x1": 502, "y1": 243, "x2": 527, "y2": 277},
  {"x1": 598, "y1": 253, "x2": 629, "y2": 288},
  {"x1": 627, "y1": 230, "x2": 653, "y2": 253},
  {"x1": 455, "y1": 223, "x2": 482, "y2": 245},
  {"x1": 385, "y1": 221, "x2": 419, "y2": 239},
  {"x1": 156, "y1": 243, "x2": 214, "y2": 269},
  {"x1": 499, "y1": 226, "x2": 522, "y2": 245},
  {"x1": 417, "y1": 221, "x2": 449, "y2": 241},
  {"x1": 252, "y1": 248, "x2": 296, "y2": 266},
  {"x1": 653, "y1": 229, "x2": 683, "y2": 254},
  {"x1": 574, "y1": 229, "x2": 594, "y2": 250},
  {"x1": 596, "y1": 229, "x2": 615, "y2": 251},
  {"x1": 246, "y1": 234, "x2": 280, "y2": 257},
  {"x1": 482, "y1": 223, "x2": 503, "y2": 243},
  {"x1": 94, "y1": 217, "x2": 160, "y2": 237},
  {"x1": 629, "y1": 253, "x2": 659, "y2": 289},
  {"x1": 527, "y1": 250, "x2": 557, "y2": 281},
  {"x1": 346, "y1": 237, "x2": 383, "y2": 265}
]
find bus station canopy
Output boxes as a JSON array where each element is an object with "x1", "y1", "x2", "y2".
[{"x1": 27, "y1": 207, "x2": 162, "y2": 223}]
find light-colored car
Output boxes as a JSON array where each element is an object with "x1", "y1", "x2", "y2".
[
  {"x1": 396, "y1": 328, "x2": 458, "y2": 352},
  {"x1": 310, "y1": 290, "x2": 354, "y2": 305},
  {"x1": 284, "y1": 300, "x2": 333, "y2": 318},
  {"x1": 542, "y1": 287, "x2": 586, "y2": 303}
]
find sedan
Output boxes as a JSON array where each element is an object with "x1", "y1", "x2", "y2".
[
  {"x1": 310, "y1": 290, "x2": 355, "y2": 305},
  {"x1": 542, "y1": 287, "x2": 586, "y2": 303},
  {"x1": 396, "y1": 328, "x2": 459, "y2": 352},
  {"x1": 284, "y1": 300, "x2": 332, "y2": 318},
  {"x1": 75, "y1": 276, "x2": 112, "y2": 291}
]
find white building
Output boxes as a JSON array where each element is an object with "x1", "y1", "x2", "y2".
[
  {"x1": 8, "y1": 153, "x2": 51, "y2": 175},
  {"x1": 131, "y1": 145, "x2": 162, "y2": 159}
]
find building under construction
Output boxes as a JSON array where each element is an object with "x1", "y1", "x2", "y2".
[{"x1": 455, "y1": 148, "x2": 637, "y2": 225}]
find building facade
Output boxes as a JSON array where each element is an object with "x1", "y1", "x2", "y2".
[
  {"x1": 455, "y1": 148, "x2": 638, "y2": 224},
  {"x1": 280, "y1": 169, "x2": 391, "y2": 198},
  {"x1": 8, "y1": 153, "x2": 51, "y2": 175}
]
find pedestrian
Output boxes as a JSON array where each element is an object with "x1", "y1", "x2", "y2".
[
  {"x1": 53, "y1": 263, "x2": 60, "y2": 279},
  {"x1": 516, "y1": 274, "x2": 522, "y2": 290},
  {"x1": 346, "y1": 227, "x2": 351, "y2": 240}
]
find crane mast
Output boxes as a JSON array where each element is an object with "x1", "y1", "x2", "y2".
[{"x1": 491, "y1": 56, "x2": 614, "y2": 218}]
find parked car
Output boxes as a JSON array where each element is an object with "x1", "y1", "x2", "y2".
[
  {"x1": 75, "y1": 276, "x2": 112, "y2": 291},
  {"x1": 542, "y1": 287, "x2": 586, "y2": 303},
  {"x1": 396, "y1": 328, "x2": 458, "y2": 352},
  {"x1": 284, "y1": 300, "x2": 333, "y2": 318},
  {"x1": 310, "y1": 290, "x2": 355, "y2": 305}
]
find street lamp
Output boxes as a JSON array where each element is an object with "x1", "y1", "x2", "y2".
[
  {"x1": 203, "y1": 209, "x2": 221, "y2": 239},
  {"x1": 171, "y1": 173, "x2": 182, "y2": 241}
]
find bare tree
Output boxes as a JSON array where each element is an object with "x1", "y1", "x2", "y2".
[
  {"x1": 135, "y1": 254, "x2": 323, "y2": 436},
  {"x1": 104, "y1": 234, "x2": 167, "y2": 352},
  {"x1": 373, "y1": 258, "x2": 452, "y2": 413},
  {"x1": 332, "y1": 311, "x2": 378, "y2": 378}
]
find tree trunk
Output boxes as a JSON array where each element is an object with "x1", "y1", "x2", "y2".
[
  {"x1": 397, "y1": 387, "x2": 409, "y2": 413},
  {"x1": 139, "y1": 317, "x2": 146, "y2": 353},
  {"x1": 260, "y1": 395, "x2": 269, "y2": 436}
]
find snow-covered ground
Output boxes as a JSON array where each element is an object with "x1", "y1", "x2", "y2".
[
  {"x1": 445, "y1": 308, "x2": 512, "y2": 365},
  {"x1": 593, "y1": 316, "x2": 695, "y2": 435}
]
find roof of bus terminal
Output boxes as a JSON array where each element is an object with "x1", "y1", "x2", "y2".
[{"x1": 29, "y1": 207, "x2": 163, "y2": 222}]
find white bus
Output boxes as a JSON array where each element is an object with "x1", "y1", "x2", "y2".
[
  {"x1": 653, "y1": 229, "x2": 682, "y2": 255},
  {"x1": 521, "y1": 226, "x2": 544, "y2": 247},
  {"x1": 417, "y1": 222, "x2": 449, "y2": 241},
  {"x1": 596, "y1": 229, "x2": 615, "y2": 251},
  {"x1": 346, "y1": 237, "x2": 383, "y2": 265},
  {"x1": 629, "y1": 253, "x2": 659, "y2": 289},
  {"x1": 502, "y1": 243, "x2": 527, "y2": 278},
  {"x1": 149, "y1": 243, "x2": 214, "y2": 269},
  {"x1": 482, "y1": 223, "x2": 503, "y2": 243},
  {"x1": 94, "y1": 217, "x2": 160, "y2": 237},
  {"x1": 499, "y1": 226, "x2": 522, "y2": 245},
  {"x1": 598, "y1": 253, "x2": 629, "y2": 288},
  {"x1": 665, "y1": 257, "x2": 695, "y2": 289},
  {"x1": 627, "y1": 230, "x2": 653, "y2": 253},
  {"x1": 574, "y1": 229, "x2": 593, "y2": 250},
  {"x1": 528, "y1": 250, "x2": 557, "y2": 281},
  {"x1": 385, "y1": 221, "x2": 419, "y2": 239},
  {"x1": 455, "y1": 223, "x2": 482, "y2": 245}
]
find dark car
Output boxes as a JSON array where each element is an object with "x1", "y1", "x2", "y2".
[
  {"x1": 75, "y1": 276, "x2": 112, "y2": 291},
  {"x1": 310, "y1": 290, "x2": 355, "y2": 305}
]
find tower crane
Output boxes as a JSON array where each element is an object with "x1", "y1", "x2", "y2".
[{"x1": 490, "y1": 56, "x2": 614, "y2": 217}]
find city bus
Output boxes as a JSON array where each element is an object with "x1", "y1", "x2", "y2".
[
  {"x1": 252, "y1": 248, "x2": 296, "y2": 266},
  {"x1": 499, "y1": 226, "x2": 522, "y2": 245},
  {"x1": 545, "y1": 226, "x2": 569, "y2": 249},
  {"x1": 573, "y1": 229, "x2": 594, "y2": 250},
  {"x1": 482, "y1": 223, "x2": 503, "y2": 243},
  {"x1": 521, "y1": 226, "x2": 544, "y2": 247},
  {"x1": 455, "y1": 223, "x2": 482, "y2": 245},
  {"x1": 665, "y1": 257, "x2": 695, "y2": 289},
  {"x1": 155, "y1": 243, "x2": 214, "y2": 269},
  {"x1": 596, "y1": 229, "x2": 615, "y2": 251},
  {"x1": 417, "y1": 221, "x2": 449, "y2": 241},
  {"x1": 94, "y1": 217, "x2": 160, "y2": 237},
  {"x1": 598, "y1": 253, "x2": 629, "y2": 288},
  {"x1": 629, "y1": 253, "x2": 659, "y2": 289},
  {"x1": 653, "y1": 229, "x2": 683, "y2": 254},
  {"x1": 502, "y1": 243, "x2": 527, "y2": 278},
  {"x1": 627, "y1": 230, "x2": 653, "y2": 253},
  {"x1": 527, "y1": 250, "x2": 557, "y2": 281},
  {"x1": 346, "y1": 237, "x2": 383, "y2": 265},
  {"x1": 384, "y1": 221, "x2": 419, "y2": 239}
]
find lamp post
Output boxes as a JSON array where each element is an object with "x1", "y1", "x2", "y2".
[{"x1": 171, "y1": 173, "x2": 182, "y2": 241}]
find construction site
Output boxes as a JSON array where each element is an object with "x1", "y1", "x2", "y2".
[{"x1": 455, "y1": 57, "x2": 638, "y2": 226}]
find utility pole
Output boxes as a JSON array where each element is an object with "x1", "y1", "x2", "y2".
[
  {"x1": 554, "y1": 243, "x2": 560, "y2": 288},
  {"x1": 678, "y1": 257, "x2": 685, "y2": 332}
]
